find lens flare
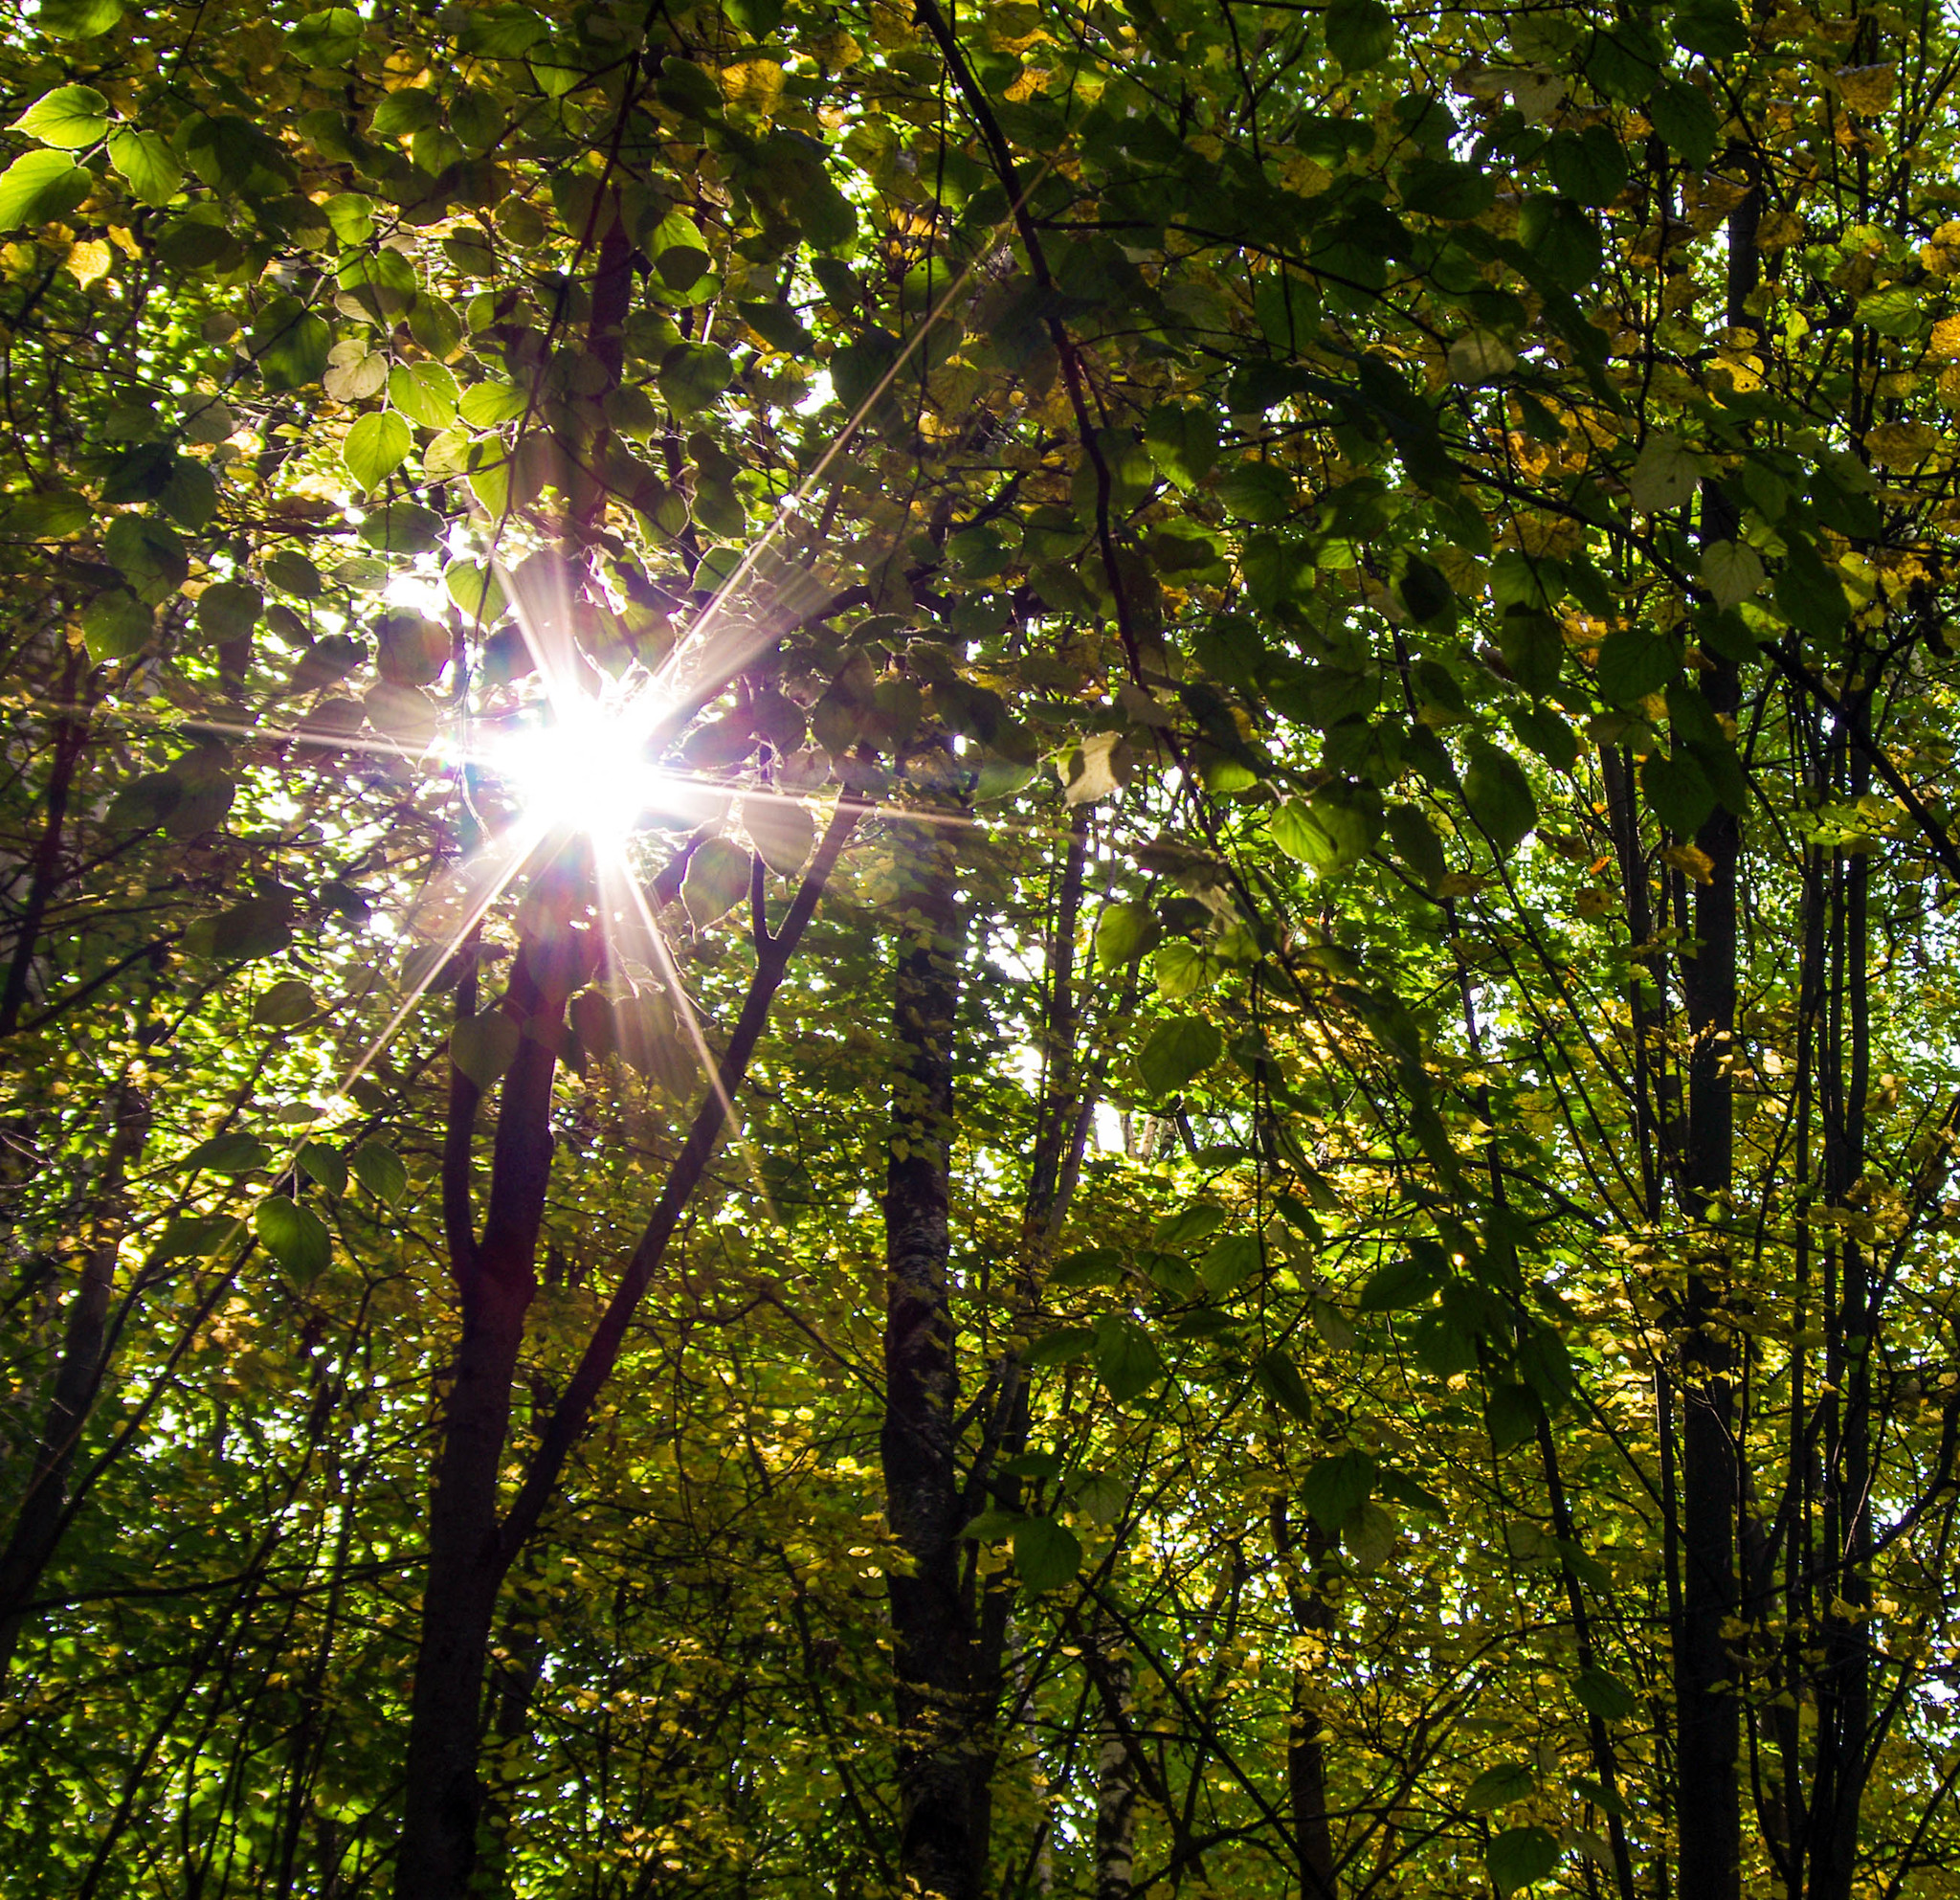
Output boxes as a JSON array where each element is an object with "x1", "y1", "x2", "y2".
[{"x1": 493, "y1": 696, "x2": 669, "y2": 846}]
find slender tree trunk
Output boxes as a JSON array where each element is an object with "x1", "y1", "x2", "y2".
[
  {"x1": 0, "y1": 641, "x2": 87, "y2": 1036},
  {"x1": 0, "y1": 1078, "x2": 147, "y2": 1674},
  {"x1": 1093, "y1": 1612, "x2": 1138, "y2": 1900},
  {"x1": 1271, "y1": 1500, "x2": 1338, "y2": 1900},
  {"x1": 394, "y1": 936, "x2": 571, "y2": 1900},
  {"x1": 880, "y1": 795, "x2": 972, "y2": 1900}
]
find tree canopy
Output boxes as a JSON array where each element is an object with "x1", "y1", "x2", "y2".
[{"x1": 3, "y1": 0, "x2": 1960, "y2": 1894}]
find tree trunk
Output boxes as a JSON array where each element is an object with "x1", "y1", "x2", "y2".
[
  {"x1": 1272, "y1": 1499, "x2": 1338, "y2": 1900},
  {"x1": 0, "y1": 1079, "x2": 147, "y2": 1675},
  {"x1": 1092, "y1": 1613, "x2": 1138, "y2": 1900},
  {"x1": 393, "y1": 938, "x2": 569, "y2": 1900},
  {"x1": 880, "y1": 796, "x2": 973, "y2": 1900}
]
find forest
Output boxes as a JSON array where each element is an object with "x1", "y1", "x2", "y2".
[{"x1": 0, "y1": 0, "x2": 1956, "y2": 1892}]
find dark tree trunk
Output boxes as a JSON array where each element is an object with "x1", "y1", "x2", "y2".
[
  {"x1": 0, "y1": 1080, "x2": 147, "y2": 1675},
  {"x1": 1, "y1": 642, "x2": 87, "y2": 1036},
  {"x1": 1272, "y1": 1499, "x2": 1338, "y2": 1900},
  {"x1": 393, "y1": 939, "x2": 570, "y2": 1900},
  {"x1": 880, "y1": 798, "x2": 973, "y2": 1900}
]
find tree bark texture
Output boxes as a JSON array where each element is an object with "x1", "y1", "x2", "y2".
[{"x1": 880, "y1": 803, "x2": 973, "y2": 1900}]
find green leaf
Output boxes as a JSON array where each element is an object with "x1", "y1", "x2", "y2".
[
  {"x1": 457, "y1": 380, "x2": 530, "y2": 427},
  {"x1": 195, "y1": 580, "x2": 261, "y2": 644},
  {"x1": 1094, "y1": 1314, "x2": 1164, "y2": 1404},
  {"x1": 147, "y1": 1216, "x2": 234, "y2": 1264},
  {"x1": 1326, "y1": 0, "x2": 1393, "y2": 68},
  {"x1": 1026, "y1": 1326, "x2": 1098, "y2": 1367},
  {"x1": 251, "y1": 296, "x2": 332, "y2": 391},
  {"x1": 81, "y1": 590, "x2": 151, "y2": 662},
  {"x1": 1773, "y1": 542, "x2": 1851, "y2": 637},
  {"x1": 104, "y1": 514, "x2": 188, "y2": 603},
  {"x1": 659, "y1": 342, "x2": 735, "y2": 414},
  {"x1": 184, "y1": 1131, "x2": 271, "y2": 1176},
  {"x1": 1485, "y1": 1380, "x2": 1544, "y2": 1454},
  {"x1": 388, "y1": 360, "x2": 459, "y2": 429},
  {"x1": 1136, "y1": 1016, "x2": 1222, "y2": 1095},
  {"x1": 1215, "y1": 460, "x2": 1297, "y2": 523},
  {"x1": 348, "y1": 1142, "x2": 408, "y2": 1203},
  {"x1": 1629, "y1": 431, "x2": 1701, "y2": 513},
  {"x1": 1640, "y1": 749, "x2": 1715, "y2": 837},
  {"x1": 1342, "y1": 1499, "x2": 1398, "y2": 1571},
  {"x1": 1516, "y1": 195, "x2": 1601, "y2": 293},
  {"x1": 1302, "y1": 1448, "x2": 1375, "y2": 1532},
  {"x1": 1011, "y1": 1515, "x2": 1082, "y2": 1593},
  {"x1": 745, "y1": 798, "x2": 815, "y2": 876},
  {"x1": 451, "y1": 1011, "x2": 522, "y2": 1087},
  {"x1": 255, "y1": 1196, "x2": 332, "y2": 1283},
  {"x1": 12, "y1": 85, "x2": 110, "y2": 149},
  {"x1": 189, "y1": 897, "x2": 292, "y2": 960},
  {"x1": 1595, "y1": 627, "x2": 1676, "y2": 704},
  {"x1": 1650, "y1": 78, "x2": 1721, "y2": 167},
  {"x1": 1674, "y1": 0, "x2": 1748, "y2": 56},
  {"x1": 359, "y1": 503, "x2": 444, "y2": 554},
  {"x1": 0, "y1": 149, "x2": 90, "y2": 227},
  {"x1": 1144, "y1": 403, "x2": 1219, "y2": 488},
  {"x1": 1701, "y1": 539, "x2": 1765, "y2": 609},
  {"x1": 252, "y1": 978, "x2": 316, "y2": 1027},
  {"x1": 1358, "y1": 1250, "x2": 1444, "y2": 1311},
  {"x1": 682, "y1": 838, "x2": 752, "y2": 928},
  {"x1": 1198, "y1": 1233, "x2": 1261, "y2": 1296},
  {"x1": 444, "y1": 559, "x2": 508, "y2": 623},
  {"x1": 1487, "y1": 1825, "x2": 1562, "y2": 1897},
  {"x1": 1094, "y1": 901, "x2": 1159, "y2": 970},
  {"x1": 1154, "y1": 1201, "x2": 1226, "y2": 1249},
  {"x1": 959, "y1": 1508, "x2": 1023, "y2": 1541},
  {"x1": 1463, "y1": 742, "x2": 1537, "y2": 851},
  {"x1": 34, "y1": 0, "x2": 125, "y2": 35},
  {"x1": 1573, "y1": 1665, "x2": 1637, "y2": 1721},
  {"x1": 1465, "y1": 1761, "x2": 1537, "y2": 1812},
  {"x1": 297, "y1": 1140, "x2": 347, "y2": 1196},
  {"x1": 1254, "y1": 1348, "x2": 1315, "y2": 1422},
  {"x1": 345, "y1": 412, "x2": 412, "y2": 491},
  {"x1": 1269, "y1": 783, "x2": 1381, "y2": 876},
  {"x1": 289, "y1": 6, "x2": 364, "y2": 63},
  {"x1": 1546, "y1": 124, "x2": 1628, "y2": 206}
]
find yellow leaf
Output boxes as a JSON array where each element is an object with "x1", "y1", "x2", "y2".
[
  {"x1": 1867, "y1": 421, "x2": 1937, "y2": 469},
  {"x1": 720, "y1": 58, "x2": 785, "y2": 114},
  {"x1": 65, "y1": 238, "x2": 111, "y2": 287},
  {"x1": 1836, "y1": 62, "x2": 1897, "y2": 116},
  {"x1": 1756, "y1": 210, "x2": 1804, "y2": 252},
  {"x1": 1930, "y1": 313, "x2": 1960, "y2": 358}
]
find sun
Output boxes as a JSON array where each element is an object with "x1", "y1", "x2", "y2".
[{"x1": 491, "y1": 694, "x2": 671, "y2": 847}]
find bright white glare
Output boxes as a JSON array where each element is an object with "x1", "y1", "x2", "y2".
[{"x1": 494, "y1": 698, "x2": 669, "y2": 846}]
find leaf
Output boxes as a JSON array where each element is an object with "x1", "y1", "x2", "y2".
[
  {"x1": 104, "y1": 514, "x2": 189, "y2": 603},
  {"x1": 1342, "y1": 1499, "x2": 1398, "y2": 1572},
  {"x1": 1094, "y1": 901, "x2": 1159, "y2": 969},
  {"x1": 1572, "y1": 1665, "x2": 1638, "y2": 1721},
  {"x1": 1547, "y1": 124, "x2": 1628, "y2": 206},
  {"x1": 34, "y1": 0, "x2": 125, "y2": 34},
  {"x1": 184, "y1": 1132, "x2": 271, "y2": 1176},
  {"x1": 252, "y1": 977, "x2": 315, "y2": 1027},
  {"x1": 1463, "y1": 743, "x2": 1537, "y2": 851},
  {"x1": 296, "y1": 1140, "x2": 347, "y2": 1196},
  {"x1": 450, "y1": 1010, "x2": 522, "y2": 1087},
  {"x1": 195, "y1": 580, "x2": 261, "y2": 644},
  {"x1": 1465, "y1": 1761, "x2": 1537, "y2": 1812},
  {"x1": 1650, "y1": 78, "x2": 1721, "y2": 167},
  {"x1": 1198, "y1": 1233, "x2": 1261, "y2": 1296},
  {"x1": 1155, "y1": 1202, "x2": 1226, "y2": 1248},
  {"x1": 1136, "y1": 1016, "x2": 1221, "y2": 1095},
  {"x1": 345, "y1": 412, "x2": 412, "y2": 491},
  {"x1": 1269, "y1": 784, "x2": 1380, "y2": 876},
  {"x1": 251, "y1": 296, "x2": 332, "y2": 391},
  {"x1": 1025, "y1": 1326, "x2": 1097, "y2": 1367},
  {"x1": 1094, "y1": 1314, "x2": 1164, "y2": 1403},
  {"x1": 12, "y1": 85, "x2": 111, "y2": 149},
  {"x1": 744, "y1": 798, "x2": 815, "y2": 876},
  {"x1": 147, "y1": 1216, "x2": 234, "y2": 1264},
  {"x1": 81, "y1": 590, "x2": 150, "y2": 662},
  {"x1": 0, "y1": 150, "x2": 90, "y2": 227},
  {"x1": 1629, "y1": 431, "x2": 1701, "y2": 513},
  {"x1": 1359, "y1": 1251, "x2": 1444, "y2": 1310},
  {"x1": 255, "y1": 1196, "x2": 332, "y2": 1283},
  {"x1": 1485, "y1": 1380, "x2": 1544, "y2": 1454},
  {"x1": 1060, "y1": 731, "x2": 1132, "y2": 806},
  {"x1": 1303, "y1": 1449, "x2": 1376, "y2": 1532},
  {"x1": 1488, "y1": 1826, "x2": 1562, "y2": 1896},
  {"x1": 1215, "y1": 460, "x2": 1297, "y2": 523},
  {"x1": 388, "y1": 360, "x2": 459, "y2": 429},
  {"x1": 1252, "y1": 1348, "x2": 1315, "y2": 1422},
  {"x1": 289, "y1": 6, "x2": 364, "y2": 63},
  {"x1": 358, "y1": 503, "x2": 444, "y2": 554},
  {"x1": 348, "y1": 1142, "x2": 407, "y2": 1203},
  {"x1": 1144, "y1": 403, "x2": 1219, "y2": 488},
  {"x1": 1595, "y1": 627, "x2": 1676, "y2": 704},
  {"x1": 1640, "y1": 749, "x2": 1715, "y2": 837},
  {"x1": 1011, "y1": 1515, "x2": 1082, "y2": 1593},
  {"x1": 682, "y1": 837, "x2": 752, "y2": 927},
  {"x1": 1701, "y1": 539, "x2": 1765, "y2": 609},
  {"x1": 444, "y1": 560, "x2": 508, "y2": 623},
  {"x1": 659, "y1": 341, "x2": 735, "y2": 414},
  {"x1": 1326, "y1": 0, "x2": 1393, "y2": 68},
  {"x1": 1447, "y1": 330, "x2": 1516, "y2": 382}
]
